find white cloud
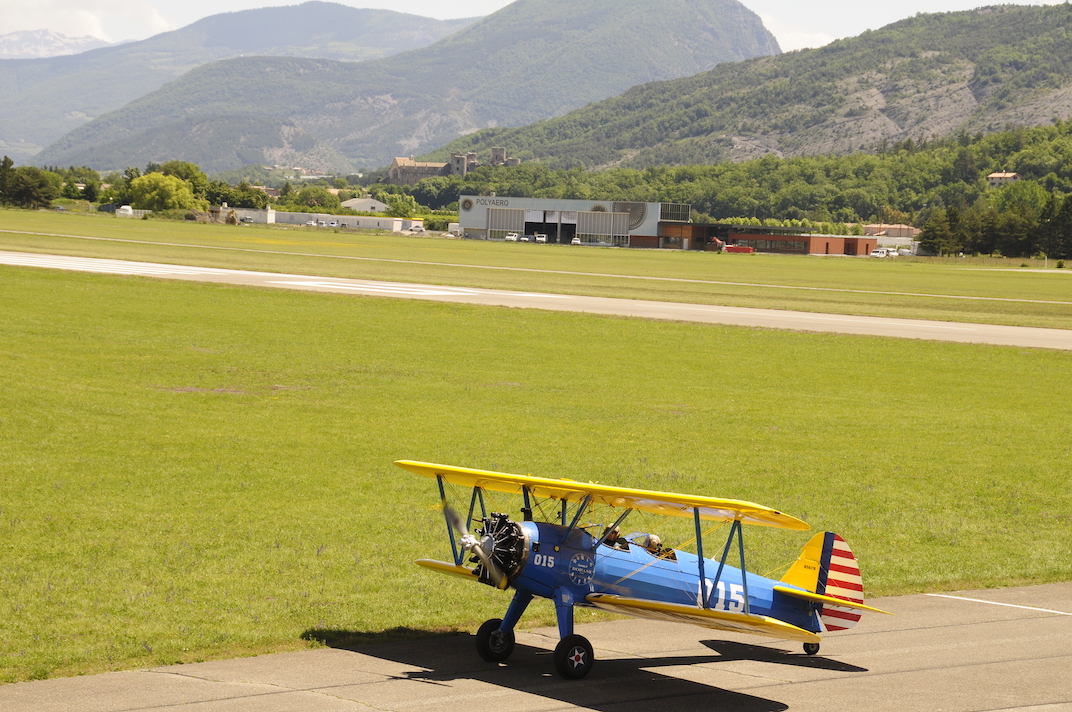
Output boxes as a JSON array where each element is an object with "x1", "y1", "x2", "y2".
[
  {"x1": 758, "y1": 14, "x2": 833, "y2": 52},
  {"x1": 0, "y1": 0, "x2": 173, "y2": 41}
]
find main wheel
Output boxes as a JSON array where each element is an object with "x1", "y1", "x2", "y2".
[
  {"x1": 803, "y1": 642, "x2": 821, "y2": 656},
  {"x1": 554, "y1": 634, "x2": 594, "y2": 679},
  {"x1": 476, "y1": 618, "x2": 515, "y2": 662}
]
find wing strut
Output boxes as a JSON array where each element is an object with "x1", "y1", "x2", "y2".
[
  {"x1": 467, "y1": 485, "x2": 486, "y2": 532},
  {"x1": 701, "y1": 518, "x2": 750, "y2": 615},
  {"x1": 437, "y1": 474, "x2": 462, "y2": 566},
  {"x1": 694, "y1": 508, "x2": 708, "y2": 608},
  {"x1": 562, "y1": 494, "x2": 593, "y2": 541},
  {"x1": 521, "y1": 485, "x2": 533, "y2": 521}
]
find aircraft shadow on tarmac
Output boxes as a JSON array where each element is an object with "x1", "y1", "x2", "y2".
[
  {"x1": 306, "y1": 628, "x2": 866, "y2": 711},
  {"x1": 701, "y1": 640, "x2": 869, "y2": 673}
]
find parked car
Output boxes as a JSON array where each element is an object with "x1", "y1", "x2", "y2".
[
  {"x1": 505, "y1": 232, "x2": 519, "y2": 241},
  {"x1": 328, "y1": 221, "x2": 338, "y2": 227},
  {"x1": 870, "y1": 248, "x2": 889, "y2": 258},
  {"x1": 535, "y1": 234, "x2": 547, "y2": 243},
  {"x1": 305, "y1": 220, "x2": 316, "y2": 226},
  {"x1": 571, "y1": 237, "x2": 582, "y2": 245},
  {"x1": 519, "y1": 235, "x2": 530, "y2": 242},
  {"x1": 240, "y1": 216, "x2": 254, "y2": 223}
]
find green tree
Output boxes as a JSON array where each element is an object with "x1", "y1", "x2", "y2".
[
  {"x1": 160, "y1": 161, "x2": 208, "y2": 198},
  {"x1": 206, "y1": 180, "x2": 238, "y2": 207},
  {"x1": 4, "y1": 166, "x2": 59, "y2": 208},
  {"x1": 232, "y1": 181, "x2": 269, "y2": 209},
  {"x1": 293, "y1": 185, "x2": 340, "y2": 210},
  {"x1": 918, "y1": 208, "x2": 952, "y2": 255},
  {"x1": 991, "y1": 179, "x2": 1049, "y2": 216},
  {"x1": 384, "y1": 193, "x2": 419, "y2": 217},
  {"x1": 128, "y1": 173, "x2": 207, "y2": 211},
  {"x1": 0, "y1": 156, "x2": 14, "y2": 202},
  {"x1": 1042, "y1": 194, "x2": 1072, "y2": 259}
]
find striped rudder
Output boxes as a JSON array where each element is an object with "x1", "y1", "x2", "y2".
[
  {"x1": 816, "y1": 532, "x2": 864, "y2": 632},
  {"x1": 781, "y1": 531, "x2": 866, "y2": 633}
]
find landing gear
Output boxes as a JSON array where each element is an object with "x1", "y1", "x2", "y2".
[
  {"x1": 476, "y1": 619, "x2": 515, "y2": 662},
  {"x1": 554, "y1": 634, "x2": 594, "y2": 679},
  {"x1": 803, "y1": 642, "x2": 821, "y2": 656}
]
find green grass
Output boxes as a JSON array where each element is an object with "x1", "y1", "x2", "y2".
[
  {"x1": 3, "y1": 208, "x2": 1072, "y2": 329},
  {"x1": 2, "y1": 262, "x2": 1071, "y2": 683}
]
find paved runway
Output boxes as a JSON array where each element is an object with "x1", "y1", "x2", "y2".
[
  {"x1": 2, "y1": 251, "x2": 1071, "y2": 350},
  {"x1": 2, "y1": 583, "x2": 1070, "y2": 711}
]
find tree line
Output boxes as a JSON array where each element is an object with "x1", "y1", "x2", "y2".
[
  {"x1": 7, "y1": 115, "x2": 1072, "y2": 257},
  {"x1": 0, "y1": 158, "x2": 432, "y2": 221}
]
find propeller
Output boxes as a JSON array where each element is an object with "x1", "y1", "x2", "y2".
[{"x1": 445, "y1": 505, "x2": 507, "y2": 589}]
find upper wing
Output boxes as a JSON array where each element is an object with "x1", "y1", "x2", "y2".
[
  {"x1": 586, "y1": 593, "x2": 821, "y2": 643},
  {"x1": 395, "y1": 460, "x2": 808, "y2": 530}
]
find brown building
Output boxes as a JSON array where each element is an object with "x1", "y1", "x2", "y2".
[
  {"x1": 387, "y1": 147, "x2": 517, "y2": 185},
  {"x1": 660, "y1": 223, "x2": 875, "y2": 255}
]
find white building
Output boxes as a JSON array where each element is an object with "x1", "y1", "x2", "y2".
[
  {"x1": 987, "y1": 172, "x2": 1021, "y2": 188},
  {"x1": 341, "y1": 197, "x2": 389, "y2": 212}
]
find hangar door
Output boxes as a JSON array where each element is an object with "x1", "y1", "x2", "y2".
[
  {"x1": 488, "y1": 208, "x2": 524, "y2": 239},
  {"x1": 577, "y1": 211, "x2": 630, "y2": 246}
]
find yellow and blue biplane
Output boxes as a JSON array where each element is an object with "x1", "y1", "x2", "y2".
[{"x1": 396, "y1": 460, "x2": 890, "y2": 679}]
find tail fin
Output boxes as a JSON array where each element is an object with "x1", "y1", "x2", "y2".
[{"x1": 781, "y1": 531, "x2": 865, "y2": 632}]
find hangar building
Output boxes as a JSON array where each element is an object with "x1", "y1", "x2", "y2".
[
  {"x1": 458, "y1": 195, "x2": 878, "y2": 255},
  {"x1": 458, "y1": 195, "x2": 691, "y2": 246}
]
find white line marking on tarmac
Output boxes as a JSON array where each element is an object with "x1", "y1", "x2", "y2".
[{"x1": 926, "y1": 594, "x2": 1072, "y2": 615}]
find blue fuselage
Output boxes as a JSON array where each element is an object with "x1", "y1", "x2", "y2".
[{"x1": 510, "y1": 521, "x2": 817, "y2": 633}]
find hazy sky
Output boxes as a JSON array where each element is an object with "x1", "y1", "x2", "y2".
[{"x1": 0, "y1": 0, "x2": 1060, "y2": 51}]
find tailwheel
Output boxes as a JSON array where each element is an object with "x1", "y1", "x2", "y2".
[
  {"x1": 803, "y1": 642, "x2": 820, "y2": 656},
  {"x1": 554, "y1": 634, "x2": 594, "y2": 679},
  {"x1": 476, "y1": 618, "x2": 515, "y2": 662}
]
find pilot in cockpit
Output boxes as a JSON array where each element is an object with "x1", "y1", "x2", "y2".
[
  {"x1": 633, "y1": 533, "x2": 677, "y2": 560},
  {"x1": 603, "y1": 525, "x2": 629, "y2": 551}
]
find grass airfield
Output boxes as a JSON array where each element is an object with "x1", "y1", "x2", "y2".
[
  {"x1": 1, "y1": 209, "x2": 1071, "y2": 683},
  {"x1": 3, "y1": 208, "x2": 1072, "y2": 328}
]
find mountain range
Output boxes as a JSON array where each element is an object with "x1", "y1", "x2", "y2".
[
  {"x1": 31, "y1": 0, "x2": 780, "y2": 173},
  {"x1": 0, "y1": 2, "x2": 476, "y2": 162},
  {"x1": 0, "y1": 30, "x2": 117, "y2": 60},
  {"x1": 426, "y1": 4, "x2": 1072, "y2": 170}
]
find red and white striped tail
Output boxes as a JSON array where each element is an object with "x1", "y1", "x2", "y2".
[{"x1": 818, "y1": 533, "x2": 864, "y2": 632}]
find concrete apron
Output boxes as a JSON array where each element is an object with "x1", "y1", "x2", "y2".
[{"x1": 2, "y1": 582, "x2": 1071, "y2": 712}]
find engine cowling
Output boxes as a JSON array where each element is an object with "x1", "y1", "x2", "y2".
[{"x1": 472, "y1": 512, "x2": 527, "y2": 586}]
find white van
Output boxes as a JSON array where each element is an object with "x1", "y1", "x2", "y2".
[
  {"x1": 869, "y1": 248, "x2": 889, "y2": 258},
  {"x1": 504, "y1": 232, "x2": 519, "y2": 242}
]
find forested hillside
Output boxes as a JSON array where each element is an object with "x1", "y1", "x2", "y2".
[
  {"x1": 430, "y1": 4, "x2": 1072, "y2": 169},
  {"x1": 0, "y1": 2, "x2": 475, "y2": 162},
  {"x1": 402, "y1": 121, "x2": 1072, "y2": 258},
  {"x1": 34, "y1": 0, "x2": 780, "y2": 173}
]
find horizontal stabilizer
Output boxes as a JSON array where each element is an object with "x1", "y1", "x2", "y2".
[
  {"x1": 773, "y1": 586, "x2": 892, "y2": 615},
  {"x1": 415, "y1": 559, "x2": 478, "y2": 580},
  {"x1": 586, "y1": 593, "x2": 820, "y2": 644}
]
